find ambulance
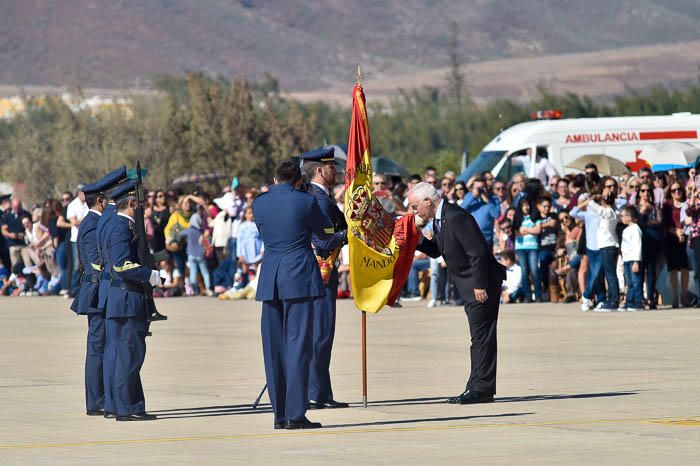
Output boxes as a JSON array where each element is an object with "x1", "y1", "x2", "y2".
[{"x1": 460, "y1": 111, "x2": 700, "y2": 181}]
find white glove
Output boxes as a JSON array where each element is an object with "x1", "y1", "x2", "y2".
[{"x1": 149, "y1": 270, "x2": 161, "y2": 287}]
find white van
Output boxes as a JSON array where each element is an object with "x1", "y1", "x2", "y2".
[{"x1": 460, "y1": 112, "x2": 700, "y2": 181}]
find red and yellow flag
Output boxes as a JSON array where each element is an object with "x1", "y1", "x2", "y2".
[{"x1": 344, "y1": 84, "x2": 420, "y2": 312}]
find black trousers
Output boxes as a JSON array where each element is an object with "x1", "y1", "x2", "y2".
[{"x1": 463, "y1": 283, "x2": 500, "y2": 395}]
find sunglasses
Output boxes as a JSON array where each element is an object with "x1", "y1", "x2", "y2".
[
  {"x1": 493, "y1": 186, "x2": 504, "y2": 191},
  {"x1": 157, "y1": 194, "x2": 165, "y2": 198},
  {"x1": 604, "y1": 184, "x2": 616, "y2": 189},
  {"x1": 671, "y1": 187, "x2": 683, "y2": 193},
  {"x1": 455, "y1": 187, "x2": 465, "y2": 191},
  {"x1": 640, "y1": 188, "x2": 650, "y2": 193},
  {"x1": 629, "y1": 185, "x2": 639, "y2": 189}
]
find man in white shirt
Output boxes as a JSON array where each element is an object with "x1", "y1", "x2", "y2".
[
  {"x1": 512, "y1": 148, "x2": 559, "y2": 185},
  {"x1": 66, "y1": 187, "x2": 89, "y2": 297}
]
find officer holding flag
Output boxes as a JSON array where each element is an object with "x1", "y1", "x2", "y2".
[{"x1": 301, "y1": 147, "x2": 349, "y2": 410}]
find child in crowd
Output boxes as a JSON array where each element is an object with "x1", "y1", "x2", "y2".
[
  {"x1": 513, "y1": 200, "x2": 541, "y2": 302},
  {"x1": 182, "y1": 213, "x2": 213, "y2": 296},
  {"x1": 218, "y1": 269, "x2": 260, "y2": 301},
  {"x1": 499, "y1": 250, "x2": 523, "y2": 304},
  {"x1": 236, "y1": 207, "x2": 264, "y2": 284},
  {"x1": 154, "y1": 259, "x2": 182, "y2": 298},
  {"x1": 620, "y1": 205, "x2": 643, "y2": 311}
]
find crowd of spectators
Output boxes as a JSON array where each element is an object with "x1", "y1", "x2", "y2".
[
  {"x1": 400, "y1": 162, "x2": 700, "y2": 312},
  {"x1": 2, "y1": 159, "x2": 700, "y2": 312},
  {"x1": 0, "y1": 184, "x2": 266, "y2": 299}
]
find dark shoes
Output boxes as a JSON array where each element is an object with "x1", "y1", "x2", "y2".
[
  {"x1": 116, "y1": 412, "x2": 157, "y2": 421},
  {"x1": 447, "y1": 389, "x2": 495, "y2": 405},
  {"x1": 86, "y1": 409, "x2": 104, "y2": 416},
  {"x1": 284, "y1": 417, "x2": 322, "y2": 429},
  {"x1": 104, "y1": 412, "x2": 117, "y2": 419},
  {"x1": 274, "y1": 421, "x2": 285, "y2": 430},
  {"x1": 149, "y1": 310, "x2": 168, "y2": 321},
  {"x1": 308, "y1": 399, "x2": 349, "y2": 410}
]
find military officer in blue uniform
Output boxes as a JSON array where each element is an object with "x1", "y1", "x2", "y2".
[
  {"x1": 94, "y1": 167, "x2": 128, "y2": 418},
  {"x1": 254, "y1": 160, "x2": 335, "y2": 430},
  {"x1": 96, "y1": 167, "x2": 127, "y2": 315},
  {"x1": 103, "y1": 182, "x2": 161, "y2": 421},
  {"x1": 70, "y1": 169, "x2": 124, "y2": 416},
  {"x1": 301, "y1": 147, "x2": 350, "y2": 410}
]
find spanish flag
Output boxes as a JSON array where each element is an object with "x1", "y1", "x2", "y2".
[{"x1": 344, "y1": 83, "x2": 420, "y2": 312}]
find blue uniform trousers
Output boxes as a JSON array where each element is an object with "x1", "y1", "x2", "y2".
[
  {"x1": 105, "y1": 316, "x2": 148, "y2": 416},
  {"x1": 261, "y1": 298, "x2": 314, "y2": 423},
  {"x1": 308, "y1": 271, "x2": 338, "y2": 403},
  {"x1": 85, "y1": 313, "x2": 106, "y2": 412}
]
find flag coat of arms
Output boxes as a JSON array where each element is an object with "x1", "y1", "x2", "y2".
[{"x1": 344, "y1": 84, "x2": 419, "y2": 312}]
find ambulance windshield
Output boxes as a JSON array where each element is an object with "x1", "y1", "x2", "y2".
[{"x1": 457, "y1": 150, "x2": 506, "y2": 182}]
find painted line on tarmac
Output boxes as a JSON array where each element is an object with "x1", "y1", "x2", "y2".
[{"x1": 1, "y1": 415, "x2": 698, "y2": 450}]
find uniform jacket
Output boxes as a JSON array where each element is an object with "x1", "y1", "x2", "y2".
[
  {"x1": 96, "y1": 204, "x2": 117, "y2": 311},
  {"x1": 70, "y1": 210, "x2": 102, "y2": 314},
  {"x1": 104, "y1": 214, "x2": 153, "y2": 319},
  {"x1": 307, "y1": 183, "x2": 347, "y2": 258},
  {"x1": 253, "y1": 184, "x2": 334, "y2": 301},
  {"x1": 417, "y1": 201, "x2": 506, "y2": 303}
]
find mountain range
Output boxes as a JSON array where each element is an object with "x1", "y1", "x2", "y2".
[{"x1": 2, "y1": 0, "x2": 700, "y2": 100}]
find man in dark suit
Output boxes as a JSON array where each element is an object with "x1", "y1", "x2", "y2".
[
  {"x1": 301, "y1": 147, "x2": 349, "y2": 410},
  {"x1": 253, "y1": 160, "x2": 335, "y2": 430},
  {"x1": 407, "y1": 182, "x2": 506, "y2": 404}
]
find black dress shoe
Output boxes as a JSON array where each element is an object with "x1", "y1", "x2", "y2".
[
  {"x1": 447, "y1": 390, "x2": 494, "y2": 405},
  {"x1": 307, "y1": 400, "x2": 323, "y2": 410},
  {"x1": 284, "y1": 417, "x2": 322, "y2": 429},
  {"x1": 322, "y1": 399, "x2": 349, "y2": 409},
  {"x1": 116, "y1": 413, "x2": 157, "y2": 421},
  {"x1": 86, "y1": 409, "x2": 104, "y2": 416},
  {"x1": 104, "y1": 412, "x2": 117, "y2": 419},
  {"x1": 274, "y1": 421, "x2": 284, "y2": 430},
  {"x1": 149, "y1": 310, "x2": 168, "y2": 321}
]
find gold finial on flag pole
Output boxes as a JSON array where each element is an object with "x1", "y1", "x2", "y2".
[{"x1": 356, "y1": 65, "x2": 362, "y2": 86}]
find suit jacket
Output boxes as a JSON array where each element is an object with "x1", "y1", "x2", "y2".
[
  {"x1": 253, "y1": 183, "x2": 334, "y2": 301},
  {"x1": 70, "y1": 210, "x2": 102, "y2": 314},
  {"x1": 104, "y1": 214, "x2": 153, "y2": 319},
  {"x1": 307, "y1": 183, "x2": 347, "y2": 258},
  {"x1": 417, "y1": 201, "x2": 506, "y2": 303}
]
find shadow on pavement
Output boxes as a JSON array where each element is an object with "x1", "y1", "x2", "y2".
[
  {"x1": 325, "y1": 412, "x2": 533, "y2": 429},
  {"x1": 496, "y1": 391, "x2": 639, "y2": 403},
  {"x1": 152, "y1": 391, "x2": 637, "y2": 419}
]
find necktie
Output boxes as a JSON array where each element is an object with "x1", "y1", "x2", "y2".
[{"x1": 433, "y1": 218, "x2": 441, "y2": 236}]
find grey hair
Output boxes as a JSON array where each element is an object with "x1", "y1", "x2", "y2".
[{"x1": 407, "y1": 182, "x2": 441, "y2": 203}]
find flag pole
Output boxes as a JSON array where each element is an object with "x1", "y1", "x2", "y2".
[
  {"x1": 355, "y1": 64, "x2": 369, "y2": 409},
  {"x1": 361, "y1": 310, "x2": 367, "y2": 408}
]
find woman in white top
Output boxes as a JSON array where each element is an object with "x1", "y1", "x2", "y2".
[{"x1": 579, "y1": 177, "x2": 621, "y2": 310}]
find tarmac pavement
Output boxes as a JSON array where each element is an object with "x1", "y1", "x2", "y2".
[{"x1": 0, "y1": 297, "x2": 698, "y2": 465}]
